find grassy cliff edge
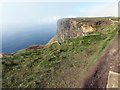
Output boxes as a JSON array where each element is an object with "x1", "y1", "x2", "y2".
[{"x1": 2, "y1": 19, "x2": 118, "y2": 88}]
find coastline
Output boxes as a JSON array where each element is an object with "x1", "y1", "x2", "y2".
[{"x1": 1, "y1": 45, "x2": 45, "y2": 56}]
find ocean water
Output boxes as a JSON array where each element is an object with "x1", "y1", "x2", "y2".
[{"x1": 2, "y1": 24, "x2": 56, "y2": 54}]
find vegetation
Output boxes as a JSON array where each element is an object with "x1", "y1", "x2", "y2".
[{"x1": 2, "y1": 23, "x2": 118, "y2": 88}]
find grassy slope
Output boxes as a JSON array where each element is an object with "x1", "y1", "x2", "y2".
[{"x1": 2, "y1": 23, "x2": 118, "y2": 88}]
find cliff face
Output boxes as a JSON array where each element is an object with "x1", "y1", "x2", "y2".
[
  {"x1": 48, "y1": 18, "x2": 112, "y2": 44},
  {"x1": 2, "y1": 17, "x2": 118, "y2": 88}
]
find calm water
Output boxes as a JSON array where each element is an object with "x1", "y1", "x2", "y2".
[{"x1": 2, "y1": 24, "x2": 56, "y2": 54}]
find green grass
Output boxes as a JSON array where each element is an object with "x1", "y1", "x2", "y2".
[{"x1": 2, "y1": 23, "x2": 118, "y2": 88}]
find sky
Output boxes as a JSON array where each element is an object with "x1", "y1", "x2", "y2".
[
  {"x1": 0, "y1": 0, "x2": 119, "y2": 53},
  {"x1": 1, "y1": 2, "x2": 118, "y2": 28},
  {"x1": 0, "y1": 1, "x2": 118, "y2": 41}
]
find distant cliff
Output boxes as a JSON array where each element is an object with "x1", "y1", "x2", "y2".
[{"x1": 48, "y1": 18, "x2": 112, "y2": 44}]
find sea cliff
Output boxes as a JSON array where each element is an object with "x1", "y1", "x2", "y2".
[{"x1": 48, "y1": 18, "x2": 113, "y2": 44}]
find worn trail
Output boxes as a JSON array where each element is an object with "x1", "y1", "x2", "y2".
[{"x1": 83, "y1": 34, "x2": 120, "y2": 88}]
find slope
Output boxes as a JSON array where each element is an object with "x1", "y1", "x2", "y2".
[
  {"x1": 83, "y1": 32, "x2": 119, "y2": 88},
  {"x1": 2, "y1": 23, "x2": 118, "y2": 88}
]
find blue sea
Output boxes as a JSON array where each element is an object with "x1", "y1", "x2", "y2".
[{"x1": 2, "y1": 24, "x2": 56, "y2": 54}]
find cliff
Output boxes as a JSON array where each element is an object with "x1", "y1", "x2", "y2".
[
  {"x1": 48, "y1": 18, "x2": 113, "y2": 44},
  {"x1": 2, "y1": 17, "x2": 118, "y2": 88}
]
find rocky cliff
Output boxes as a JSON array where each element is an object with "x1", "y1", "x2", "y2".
[
  {"x1": 48, "y1": 18, "x2": 112, "y2": 44},
  {"x1": 2, "y1": 17, "x2": 118, "y2": 88}
]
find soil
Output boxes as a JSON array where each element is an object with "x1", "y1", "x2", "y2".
[
  {"x1": 26, "y1": 45, "x2": 45, "y2": 50},
  {"x1": 83, "y1": 34, "x2": 120, "y2": 88}
]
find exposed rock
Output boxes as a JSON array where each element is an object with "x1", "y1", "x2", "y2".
[
  {"x1": 106, "y1": 71, "x2": 120, "y2": 88},
  {"x1": 0, "y1": 54, "x2": 2, "y2": 58},
  {"x1": 48, "y1": 18, "x2": 112, "y2": 45},
  {"x1": 81, "y1": 24, "x2": 95, "y2": 34}
]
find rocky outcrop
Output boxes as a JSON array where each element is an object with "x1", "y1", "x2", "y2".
[
  {"x1": 106, "y1": 71, "x2": 120, "y2": 88},
  {"x1": 0, "y1": 54, "x2": 2, "y2": 58},
  {"x1": 48, "y1": 18, "x2": 112, "y2": 44}
]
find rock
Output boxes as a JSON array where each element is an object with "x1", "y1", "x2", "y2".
[
  {"x1": 106, "y1": 71, "x2": 120, "y2": 88},
  {"x1": 0, "y1": 54, "x2": 2, "y2": 58},
  {"x1": 48, "y1": 18, "x2": 112, "y2": 45}
]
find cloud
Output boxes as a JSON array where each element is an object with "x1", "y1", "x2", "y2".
[
  {"x1": 39, "y1": 16, "x2": 60, "y2": 23},
  {"x1": 88, "y1": 2, "x2": 118, "y2": 17},
  {"x1": 38, "y1": 16, "x2": 80, "y2": 24}
]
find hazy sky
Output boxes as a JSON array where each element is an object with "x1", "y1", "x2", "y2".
[
  {"x1": 0, "y1": 1, "x2": 118, "y2": 53},
  {"x1": 2, "y1": 2, "x2": 118, "y2": 28},
  {"x1": 0, "y1": 1, "x2": 118, "y2": 39}
]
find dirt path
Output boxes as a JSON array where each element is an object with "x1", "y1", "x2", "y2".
[{"x1": 83, "y1": 34, "x2": 120, "y2": 88}]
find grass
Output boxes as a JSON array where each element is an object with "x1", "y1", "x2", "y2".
[{"x1": 2, "y1": 23, "x2": 118, "y2": 88}]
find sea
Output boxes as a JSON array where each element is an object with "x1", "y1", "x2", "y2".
[{"x1": 2, "y1": 24, "x2": 56, "y2": 54}]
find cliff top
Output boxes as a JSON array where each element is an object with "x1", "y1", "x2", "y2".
[{"x1": 2, "y1": 21, "x2": 118, "y2": 88}]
